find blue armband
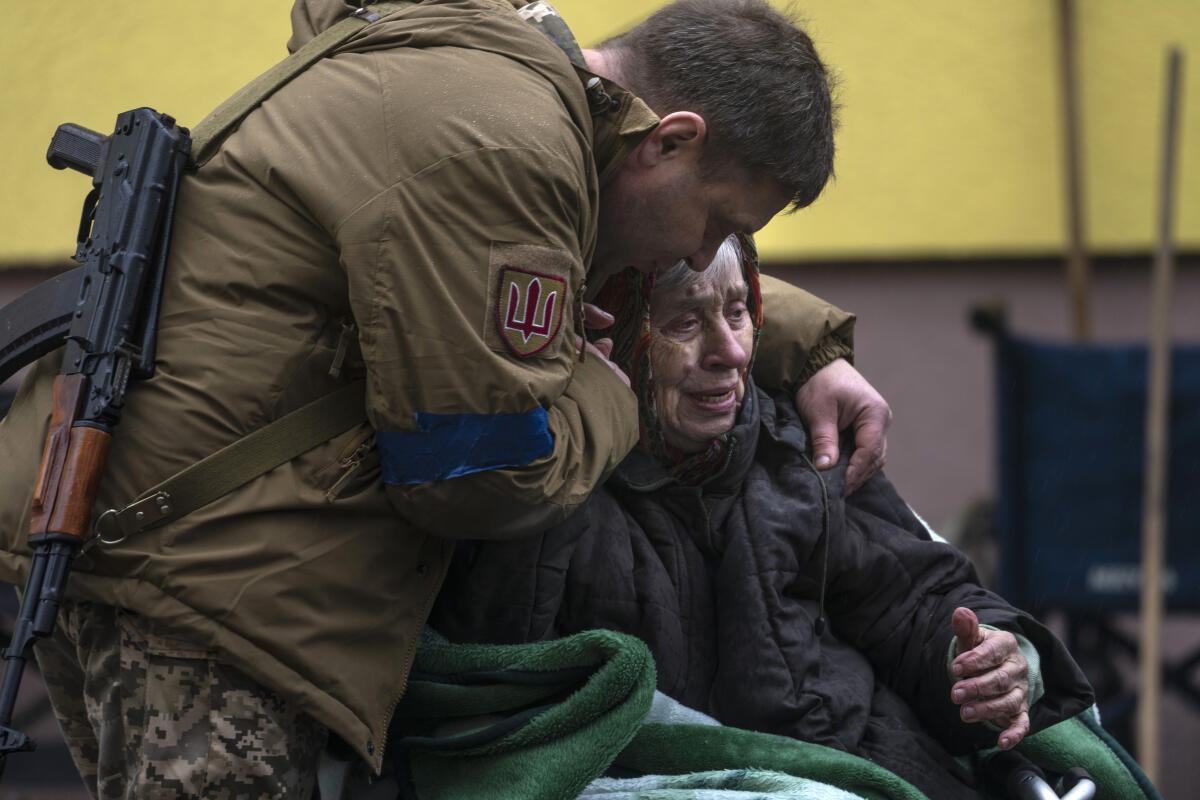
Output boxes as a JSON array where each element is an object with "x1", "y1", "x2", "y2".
[{"x1": 377, "y1": 407, "x2": 553, "y2": 485}]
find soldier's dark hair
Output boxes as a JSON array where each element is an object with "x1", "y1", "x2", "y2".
[{"x1": 603, "y1": 0, "x2": 836, "y2": 210}]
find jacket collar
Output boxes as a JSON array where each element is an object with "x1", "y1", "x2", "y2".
[
  {"x1": 612, "y1": 382, "x2": 765, "y2": 494},
  {"x1": 583, "y1": 74, "x2": 659, "y2": 186}
]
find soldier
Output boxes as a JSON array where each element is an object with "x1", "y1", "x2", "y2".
[{"x1": 0, "y1": 0, "x2": 888, "y2": 796}]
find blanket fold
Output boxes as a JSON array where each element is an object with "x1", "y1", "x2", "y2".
[
  {"x1": 389, "y1": 629, "x2": 656, "y2": 799},
  {"x1": 358, "y1": 630, "x2": 1159, "y2": 800}
]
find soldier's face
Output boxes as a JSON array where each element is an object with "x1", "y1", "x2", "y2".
[
  {"x1": 593, "y1": 116, "x2": 789, "y2": 281},
  {"x1": 597, "y1": 166, "x2": 787, "y2": 281}
]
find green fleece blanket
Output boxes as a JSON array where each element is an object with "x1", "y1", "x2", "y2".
[
  {"x1": 349, "y1": 629, "x2": 1159, "y2": 800},
  {"x1": 1017, "y1": 708, "x2": 1164, "y2": 800},
  {"x1": 611, "y1": 723, "x2": 923, "y2": 800},
  {"x1": 580, "y1": 771, "x2": 867, "y2": 799},
  {"x1": 390, "y1": 629, "x2": 656, "y2": 800}
]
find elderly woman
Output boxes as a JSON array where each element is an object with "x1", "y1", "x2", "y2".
[{"x1": 430, "y1": 237, "x2": 1093, "y2": 799}]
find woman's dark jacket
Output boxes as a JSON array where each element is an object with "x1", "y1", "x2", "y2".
[{"x1": 431, "y1": 383, "x2": 1094, "y2": 798}]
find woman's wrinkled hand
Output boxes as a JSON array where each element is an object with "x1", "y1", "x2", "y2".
[{"x1": 948, "y1": 607, "x2": 1031, "y2": 750}]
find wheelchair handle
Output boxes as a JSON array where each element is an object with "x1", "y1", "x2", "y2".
[
  {"x1": 1010, "y1": 770, "x2": 1060, "y2": 800},
  {"x1": 986, "y1": 749, "x2": 1097, "y2": 800},
  {"x1": 1058, "y1": 768, "x2": 1097, "y2": 800},
  {"x1": 1009, "y1": 764, "x2": 1096, "y2": 800}
]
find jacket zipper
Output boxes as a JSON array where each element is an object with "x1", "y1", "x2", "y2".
[
  {"x1": 324, "y1": 439, "x2": 374, "y2": 502},
  {"x1": 328, "y1": 321, "x2": 358, "y2": 379},
  {"x1": 575, "y1": 279, "x2": 587, "y2": 361},
  {"x1": 376, "y1": 676, "x2": 407, "y2": 773},
  {"x1": 374, "y1": 544, "x2": 446, "y2": 772}
]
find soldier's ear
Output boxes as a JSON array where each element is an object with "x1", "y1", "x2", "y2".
[{"x1": 637, "y1": 112, "x2": 707, "y2": 166}]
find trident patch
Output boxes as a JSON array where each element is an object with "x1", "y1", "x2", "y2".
[{"x1": 495, "y1": 267, "x2": 567, "y2": 357}]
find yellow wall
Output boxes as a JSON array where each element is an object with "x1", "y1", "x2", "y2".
[
  {"x1": 0, "y1": 1, "x2": 1196, "y2": 263},
  {"x1": 0, "y1": 5, "x2": 290, "y2": 264}
]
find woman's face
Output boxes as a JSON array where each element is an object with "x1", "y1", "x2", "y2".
[{"x1": 648, "y1": 258, "x2": 754, "y2": 453}]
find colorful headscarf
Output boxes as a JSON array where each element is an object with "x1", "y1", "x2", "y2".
[{"x1": 592, "y1": 233, "x2": 763, "y2": 484}]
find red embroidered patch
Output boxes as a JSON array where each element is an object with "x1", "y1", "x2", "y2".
[{"x1": 495, "y1": 267, "x2": 567, "y2": 357}]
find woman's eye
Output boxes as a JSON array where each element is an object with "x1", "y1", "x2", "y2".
[
  {"x1": 670, "y1": 317, "x2": 700, "y2": 335},
  {"x1": 727, "y1": 303, "x2": 748, "y2": 323}
]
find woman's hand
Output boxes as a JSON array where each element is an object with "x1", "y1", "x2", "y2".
[
  {"x1": 582, "y1": 304, "x2": 630, "y2": 388},
  {"x1": 949, "y1": 607, "x2": 1031, "y2": 750}
]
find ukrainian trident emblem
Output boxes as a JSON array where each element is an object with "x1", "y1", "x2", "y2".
[{"x1": 496, "y1": 267, "x2": 567, "y2": 357}]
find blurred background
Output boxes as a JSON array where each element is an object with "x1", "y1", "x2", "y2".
[{"x1": 0, "y1": 1, "x2": 1196, "y2": 797}]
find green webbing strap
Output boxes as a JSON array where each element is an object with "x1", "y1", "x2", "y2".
[
  {"x1": 94, "y1": 381, "x2": 368, "y2": 545},
  {"x1": 189, "y1": 0, "x2": 415, "y2": 168}
]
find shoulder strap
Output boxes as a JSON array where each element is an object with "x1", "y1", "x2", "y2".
[
  {"x1": 189, "y1": 0, "x2": 416, "y2": 168},
  {"x1": 94, "y1": 381, "x2": 368, "y2": 545},
  {"x1": 100, "y1": 3, "x2": 411, "y2": 537},
  {"x1": 517, "y1": 1, "x2": 587, "y2": 70}
]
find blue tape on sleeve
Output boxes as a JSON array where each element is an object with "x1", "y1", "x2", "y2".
[{"x1": 377, "y1": 407, "x2": 554, "y2": 485}]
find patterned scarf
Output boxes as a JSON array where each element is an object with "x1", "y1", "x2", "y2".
[{"x1": 592, "y1": 234, "x2": 763, "y2": 485}]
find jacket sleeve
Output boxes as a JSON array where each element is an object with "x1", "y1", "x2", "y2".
[
  {"x1": 820, "y1": 462, "x2": 1094, "y2": 754},
  {"x1": 752, "y1": 274, "x2": 856, "y2": 391},
  {"x1": 336, "y1": 144, "x2": 638, "y2": 540}
]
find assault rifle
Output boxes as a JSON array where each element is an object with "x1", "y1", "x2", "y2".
[{"x1": 0, "y1": 108, "x2": 190, "y2": 775}]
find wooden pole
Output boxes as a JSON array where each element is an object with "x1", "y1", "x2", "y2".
[
  {"x1": 1056, "y1": 0, "x2": 1091, "y2": 341},
  {"x1": 1137, "y1": 47, "x2": 1183, "y2": 785}
]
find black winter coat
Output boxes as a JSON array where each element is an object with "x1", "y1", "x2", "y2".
[{"x1": 431, "y1": 384, "x2": 1094, "y2": 799}]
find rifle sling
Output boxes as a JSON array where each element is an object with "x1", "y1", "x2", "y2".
[
  {"x1": 94, "y1": 381, "x2": 368, "y2": 544},
  {"x1": 189, "y1": 0, "x2": 416, "y2": 168}
]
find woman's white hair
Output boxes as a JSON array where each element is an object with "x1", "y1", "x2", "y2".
[{"x1": 653, "y1": 236, "x2": 743, "y2": 295}]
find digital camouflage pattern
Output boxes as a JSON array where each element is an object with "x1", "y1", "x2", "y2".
[
  {"x1": 35, "y1": 601, "x2": 325, "y2": 799},
  {"x1": 517, "y1": 1, "x2": 587, "y2": 69}
]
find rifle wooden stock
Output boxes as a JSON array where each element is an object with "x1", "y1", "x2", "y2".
[{"x1": 28, "y1": 374, "x2": 112, "y2": 541}]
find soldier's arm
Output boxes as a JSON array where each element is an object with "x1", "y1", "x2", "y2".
[
  {"x1": 752, "y1": 273, "x2": 855, "y2": 390},
  {"x1": 337, "y1": 144, "x2": 637, "y2": 540},
  {"x1": 754, "y1": 275, "x2": 890, "y2": 492}
]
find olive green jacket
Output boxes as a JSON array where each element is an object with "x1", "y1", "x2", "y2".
[{"x1": 0, "y1": 0, "x2": 852, "y2": 773}]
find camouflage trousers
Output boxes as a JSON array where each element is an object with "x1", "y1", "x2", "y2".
[{"x1": 34, "y1": 601, "x2": 327, "y2": 799}]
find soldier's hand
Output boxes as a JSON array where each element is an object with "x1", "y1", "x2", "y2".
[
  {"x1": 582, "y1": 304, "x2": 630, "y2": 388},
  {"x1": 794, "y1": 358, "x2": 890, "y2": 494},
  {"x1": 949, "y1": 607, "x2": 1031, "y2": 750}
]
